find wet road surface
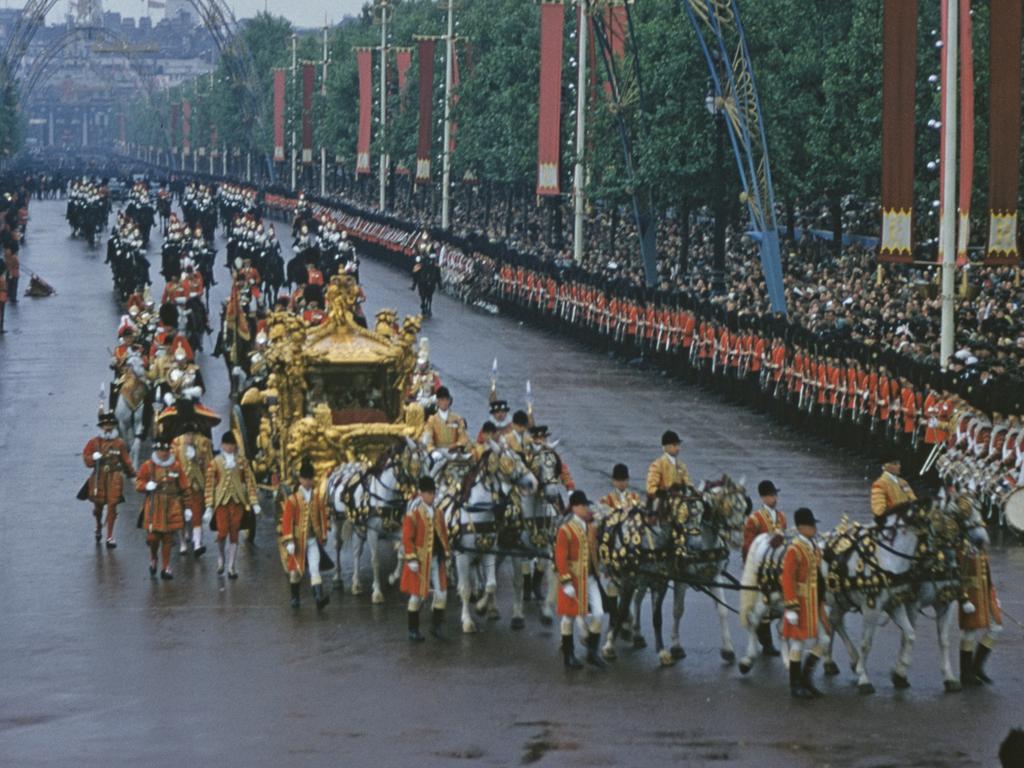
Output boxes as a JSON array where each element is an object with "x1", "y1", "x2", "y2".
[{"x1": 0, "y1": 200, "x2": 1021, "y2": 767}]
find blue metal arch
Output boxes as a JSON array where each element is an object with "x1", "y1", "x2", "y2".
[{"x1": 685, "y1": 0, "x2": 787, "y2": 315}]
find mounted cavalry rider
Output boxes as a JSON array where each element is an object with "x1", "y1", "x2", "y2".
[
  {"x1": 422, "y1": 386, "x2": 469, "y2": 450},
  {"x1": 646, "y1": 430, "x2": 691, "y2": 509},
  {"x1": 870, "y1": 457, "x2": 916, "y2": 521},
  {"x1": 598, "y1": 463, "x2": 642, "y2": 622},
  {"x1": 502, "y1": 410, "x2": 532, "y2": 458},
  {"x1": 782, "y1": 507, "x2": 827, "y2": 699},
  {"x1": 555, "y1": 490, "x2": 605, "y2": 670},
  {"x1": 401, "y1": 476, "x2": 450, "y2": 642}
]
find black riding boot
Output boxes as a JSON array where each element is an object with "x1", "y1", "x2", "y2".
[
  {"x1": 290, "y1": 582, "x2": 300, "y2": 609},
  {"x1": 959, "y1": 650, "x2": 979, "y2": 686},
  {"x1": 561, "y1": 634, "x2": 582, "y2": 670},
  {"x1": 586, "y1": 632, "x2": 607, "y2": 669},
  {"x1": 789, "y1": 659, "x2": 812, "y2": 699},
  {"x1": 801, "y1": 654, "x2": 823, "y2": 697},
  {"x1": 973, "y1": 645, "x2": 993, "y2": 685},
  {"x1": 408, "y1": 610, "x2": 425, "y2": 642},
  {"x1": 313, "y1": 584, "x2": 329, "y2": 611},
  {"x1": 531, "y1": 569, "x2": 545, "y2": 602},
  {"x1": 431, "y1": 608, "x2": 446, "y2": 640},
  {"x1": 757, "y1": 622, "x2": 781, "y2": 657}
]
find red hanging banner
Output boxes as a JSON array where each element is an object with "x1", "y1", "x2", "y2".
[
  {"x1": 536, "y1": 1, "x2": 565, "y2": 197},
  {"x1": 170, "y1": 102, "x2": 180, "y2": 153},
  {"x1": 182, "y1": 98, "x2": 192, "y2": 157},
  {"x1": 356, "y1": 48, "x2": 373, "y2": 175},
  {"x1": 416, "y1": 39, "x2": 436, "y2": 184},
  {"x1": 302, "y1": 62, "x2": 315, "y2": 164},
  {"x1": 396, "y1": 48, "x2": 413, "y2": 94},
  {"x1": 878, "y1": 0, "x2": 916, "y2": 263},
  {"x1": 986, "y1": 0, "x2": 1021, "y2": 265},
  {"x1": 273, "y1": 69, "x2": 286, "y2": 162}
]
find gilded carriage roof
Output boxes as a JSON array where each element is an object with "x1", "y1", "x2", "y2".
[{"x1": 302, "y1": 275, "x2": 420, "y2": 366}]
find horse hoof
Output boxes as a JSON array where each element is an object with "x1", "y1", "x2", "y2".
[
  {"x1": 602, "y1": 646, "x2": 617, "y2": 661},
  {"x1": 891, "y1": 672, "x2": 910, "y2": 690},
  {"x1": 371, "y1": 591, "x2": 385, "y2": 605},
  {"x1": 823, "y1": 661, "x2": 840, "y2": 677},
  {"x1": 720, "y1": 649, "x2": 736, "y2": 664},
  {"x1": 387, "y1": 575, "x2": 398, "y2": 586},
  {"x1": 632, "y1": 636, "x2": 647, "y2": 650},
  {"x1": 671, "y1": 645, "x2": 686, "y2": 660},
  {"x1": 858, "y1": 682, "x2": 876, "y2": 695},
  {"x1": 944, "y1": 679, "x2": 962, "y2": 694},
  {"x1": 486, "y1": 609, "x2": 500, "y2": 622},
  {"x1": 510, "y1": 617, "x2": 525, "y2": 630},
  {"x1": 462, "y1": 621, "x2": 477, "y2": 634},
  {"x1": 539, "y1": 614, "x2": 553, "y2": 627},
  {"x1": 351, "y1": 584, "x2": 363, "y2": 596},
  {"x1": 658, "y1": 650, "x2": 675, "y2": 667},
  {"x1": 738, "y1": 660, "x2": 752, "y2": 675}
]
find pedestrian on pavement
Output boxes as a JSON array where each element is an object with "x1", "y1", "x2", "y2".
[
  {"x1": 203, "y1": 431, "x2": 260, "y2": 579},
  {"x1": 782, "y1": 507, "x2": 826, "y2": 699},
  {"x1": 81, "y1": 410, "x2": 135, "y2": 548},
  {"x1": 400, "y1": 476, "x2": 450, "y2": 642},
  {"x1": 136, "y1": 438, "x2": 190, "y2": 580},
  {"x1": 280, "y1": 458, "x2": 331, "y2": 611},
  {"x1": 555, "y1": 490, "x2": 605, "y2": 670}
]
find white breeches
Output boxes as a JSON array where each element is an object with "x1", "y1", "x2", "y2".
[
  {"x1": 559, "y1": 576, "x2": 604, "y2": 636},
  {"x1": 961, "y1": 619, "x2": 1003, "y2": 650},
  {"x1": 787, "y1": 619, "x2": 829, "y2": 660},
  {"x1": 290, "y1": 538, "x2": 322, "y2": 586},
  {"x1": 408, "y1": 557, "x2": 446, "y2": 611}
]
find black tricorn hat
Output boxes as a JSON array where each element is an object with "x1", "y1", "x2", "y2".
[
  {"x1": 793, "y1": 507, "x2": 819, "y2": 527},
  {"x1": 661, "y1": 430, "x2": 681, "y2": 446},
  {"x1": 221, "y1": 431, "x2": 237, "y2": 445},
  {"x1": 418, "y1": 476, "x2": 436, "y2": 492},
  {"x1": 612, "y1": 463, "x2": 629, "y2": 481},
  {"x1": 299, "y1": 458, "x2": 315, "y2": 479},
  {"x1": 757, "y1": 480, "x2": 779, "y2": 497},
  {"x1": 568, "y1": 490, "x2": 590, "y2": 507}
]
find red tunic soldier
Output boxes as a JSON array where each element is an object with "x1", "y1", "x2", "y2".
[
  {"x1": 400, "y1": 476, "x2": 451, "y2": 641},
  {"x1": 280, "y1": 459, "x2": 331, "y2": 611},
  {"x1": 82, "y1": 411, "x2": 136, "y2": 548},
  {"x1": 742, "y1": 480, "x2": 787, "y2": 657},
  {"x1": 958, "y1": 536, "x2": 1002, "y2": 686},
  {"x1": 781, "y1": 508, "x2": 827, "y2": 699},
  {"x1": 555, "y1": 490, "x2": 605, "y2": 670},
  {"x1": 136, "y1": 438, "x2": 190, "y2": 579}
]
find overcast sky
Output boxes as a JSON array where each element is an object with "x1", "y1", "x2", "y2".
[{"x1": 32, "y1": 1, "x2": 369, "y2": 29}]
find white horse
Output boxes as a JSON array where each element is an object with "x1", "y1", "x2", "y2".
[
  {"x1": 112, "y1": 352, "x2": 148, "y2": 468},
  {"x1": 326, "y1": 438, "x2": 433, "y2": 603},
  {"x1": 508, "y1": 443, "x2": 568, "y2": 629},
  {"x1": 824, "y1": 489, "x2": 988, "y2": 693},
  {"x1": 436, "y1": 442, "x2": 536, "y2": 633}
]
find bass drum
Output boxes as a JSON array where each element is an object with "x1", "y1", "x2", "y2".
[{"x1": 1004, "y1": 487, "x2": 1024, "y2": 534}]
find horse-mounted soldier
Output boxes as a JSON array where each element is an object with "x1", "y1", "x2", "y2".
[
  {"x1": 645, "y1": 430, "x2": 691, "y2": 513},
  {"x1": 870, "y1": 458, "x2": 917, "y2": 521}
]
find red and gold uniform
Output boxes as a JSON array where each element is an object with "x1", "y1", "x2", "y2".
[
  {"x1": 645, "y1": 453, "x2": 691, "y2": 498},
  {"x1": 554, "y1": 516, "x2": 600, "y2": 618},
  {"x1": 82, "y1": 426, "x2": 135, "y2": 543},
  {"x1": 781, "y1": 535, "x2": 825, "y2": 643},
  {"x1": 136, "y1": 452, "x2": 190, "y2": 575},
  {"x1": 400, "y1": 497, "x2": 450, "y2": 602},
  {"x1": 958, "y1": 545, "x2": 1003, "y2": 684},
  {"x1": 423, "y1": 408, "x2": 469, "y2": 449},
  {"x1": 280, "y1": 486, "x2": 330, "y2": 585},
  {"x1": 173, "y1": 432, "x2": 212, "y2": 554},
  {"x1": 869, "y1": 471, "x2": 916, "y2": 520},
  {"x1": 742, "y1": 506, "x2": 787, "y2": 561},
  {"x1": 204, "y1": 453, "x2": 259, "y2": 544}
]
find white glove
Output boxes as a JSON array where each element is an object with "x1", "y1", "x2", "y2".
[
  {"x1": 145, "y1": 480, "x2": 158, "y2": 492},
  {"x1": 961, "y1": 600, "x2": 976, "y2": 615},
  {"x1": 148, "y1": 524, "x2": 153, "y2": 533},
  {"x1": 92, "y1": 451, "x2": 103, "y2": 461},
  {"x1": 784, "y1": 610, "x2": 799, "y2": 625},
  {"x1": 407, "y1": 560, "x2": 419, "y2": 573},
  {"x1": 562, "y1": 583, "x2": 576, "y2": 600},
  {"x1": 285, "y1": 542, "x2": 295, "y2": 556},
  {"x1": 203, "y1": 507, "x2": 213, "y2": 524},
  {"x1": 183, "y1": 386, "x2": 203, "y2": 400},
  {"x1": 252, "y1": 504, "x2": 262, "y2": 516},
  {"x1": 184, "y1": 509, "x2": 193, "y2": 522},
  {"x1": 163, "y1": 392, "x2": 175, "y2": 407}
]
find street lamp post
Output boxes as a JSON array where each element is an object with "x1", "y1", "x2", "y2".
[
  {"x1": 572, "y1": 0, "x2": 589, "y2": 264},
  {"x1": 441, "y1": 0, "x2": 455, "y2": 229},
  {"x1": 378, "y1": 0, "x2": 389, "y2": 211},
  {"x1": 706, "y1": 92, "x2": 727, "y2": 294}
]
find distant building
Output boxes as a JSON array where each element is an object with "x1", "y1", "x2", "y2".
[{"x1": 165, "y1": 0, "x2": 196, "y2": 24}]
